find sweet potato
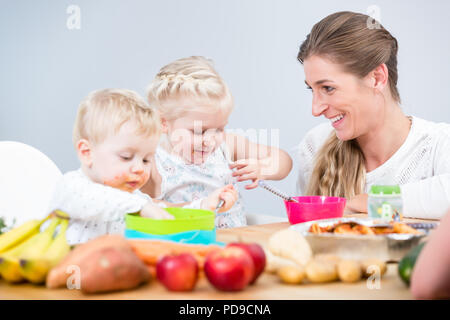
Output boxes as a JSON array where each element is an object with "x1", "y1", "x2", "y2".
[
  {"x1": 128, "y1": 240, "x2": 221, "y2": 269},
  {"x1": 146, "y1": 264, "x2": 156, "y2": 279},
  {"x1": 46, "y1": 234, "x2": 132, "y2": 289},
  {"x1": 78, "y1": 246, "x2": 151, "y2": 294}
]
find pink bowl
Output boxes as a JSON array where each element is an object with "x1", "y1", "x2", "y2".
[{"x1": 284, "y1": 196, "x2": 346, "y2": 225}]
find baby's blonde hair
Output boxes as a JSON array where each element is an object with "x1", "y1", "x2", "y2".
[
  {"x1": 146, "y1": 56, "x2": 234, "y2": 120},
  {"x1": 73, "y1": 88, "x2": 161, "y2": 147}
]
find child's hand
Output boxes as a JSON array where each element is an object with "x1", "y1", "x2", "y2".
[
  {"x1": 202, "y1": 184, "x2": 238, "y2": 213},
  {"x1": 140, "y1": 202, "x2": 175, "y2": 220},
  {"x1": 229, "y1": 158, "x2": 270, "y2": 190}
]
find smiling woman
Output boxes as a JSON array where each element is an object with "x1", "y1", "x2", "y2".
[{"x1": 296, "y1": 11, "x2": 450, "y2": 219}]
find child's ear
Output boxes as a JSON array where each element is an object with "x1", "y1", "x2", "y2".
[{"x1": 76, "y1": 139, "x2": 93, "y2": 168}]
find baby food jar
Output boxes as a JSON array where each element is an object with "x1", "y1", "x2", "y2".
[{"x1": 368, "y1": 185, "x2": 403, "y2": 221}]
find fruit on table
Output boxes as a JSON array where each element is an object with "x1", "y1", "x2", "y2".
[
  {"x1": 204, "y1": 246, "x2": 255, "y2": 291},
  {"x1": 398, "y1": 242, "x2": 426, "y2": 286},
  {"x1": 268, "y1": 229, "x2": 312, "y2": 267},
  {"x1": 19, "y1": 218, "x2": 71, "y2": 284},
  {"x1": 77, "y1": 246, "x2": 151, "y2": 294},
  {"x1": 128, "y1": 239, "x2": 221, "y2": 270},
  {"x1": 305, "y1": 258, "x2": 338, "y2": 283},
  {"x1": 0, "y1": 218, "x2": 45, "y2": 253},
  {"x1": 227, "y1": 242, "x2": 266, "y2": 284},
  {"x1": 337, "y1": 260, "x2": 362, "y2": 283},
  {"x1": 46, "y1": 234, "x2": 135, "y2": 289},
  {"x1": 156, "y1": 253, "x2": 199, "y2": 291},
  {"x1": 0, "y1": 217, "x2": 60, "y2": 283},
  {"x1": 277, "y1": 265, "x2": 306, "y2": 284}
]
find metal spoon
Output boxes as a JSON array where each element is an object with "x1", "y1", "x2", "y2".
[
  {"x1": 257, "y1": 180, "x2": 299, "y2": 203},
  {"x1": 214, "y1": 199, "x2": 225, "y2": 215}
]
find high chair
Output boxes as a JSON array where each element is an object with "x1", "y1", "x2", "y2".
[{"x1": 0, "y1": 141, "x2": 62, "y2": 228}]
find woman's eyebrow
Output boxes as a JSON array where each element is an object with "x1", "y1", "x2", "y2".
[{"x1": 305, "y1": 79, "x2": 334, "y2": 86}]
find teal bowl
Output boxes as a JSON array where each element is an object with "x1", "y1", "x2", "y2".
[{"x1": 124, "y1": 228, "x2": 223, "y2": 246}]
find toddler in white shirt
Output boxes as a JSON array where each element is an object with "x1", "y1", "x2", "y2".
[{"x1": 49, "y1": 89, "x2": 237, "y2": 244}]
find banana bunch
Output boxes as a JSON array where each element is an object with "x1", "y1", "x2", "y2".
[{"x1": 0, "y1": 211, "x2": 71, "y2": 284}]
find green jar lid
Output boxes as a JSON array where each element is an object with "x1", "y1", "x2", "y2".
[
  {"x1": 125, "y1": 207, "x2": 215, "y2": 235},
  {"x1": 369, "y1": 185, "x2": 401, "y2": 195}
]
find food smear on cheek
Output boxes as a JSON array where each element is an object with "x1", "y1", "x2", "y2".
[{"x1": 103, "y1": 174, "x2": 126, "y2": 189}]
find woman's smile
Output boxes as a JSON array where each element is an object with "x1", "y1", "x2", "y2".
[{"x1": 329, "y1": 113, "x2": 346, "y2": 128}]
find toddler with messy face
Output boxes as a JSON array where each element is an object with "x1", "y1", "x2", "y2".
[{"x1": 48, "y1": 88, "x2": 237, "y2": 244}]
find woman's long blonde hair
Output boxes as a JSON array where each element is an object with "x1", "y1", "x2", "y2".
[{"x1": 297, "y1": 11, "x2": 401, "y2": 198}]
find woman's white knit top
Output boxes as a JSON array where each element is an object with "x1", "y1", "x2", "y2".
[{"x1": 296, "y1": 116, "x2": 450, "y2": 219}]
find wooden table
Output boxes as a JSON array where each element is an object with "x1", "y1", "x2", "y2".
[{"x1": 0, "y1": 215, "x2": 434, "y2": 300}]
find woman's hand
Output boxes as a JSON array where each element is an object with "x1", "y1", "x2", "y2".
[
  {"x1": 140, "y1": 202, "x2": 175, "y2": 220},
  {"x1": 345, "y1": 194, "x2": 368, "y2": 213},
  {"x1": 202, "y1": 184, "x2": 238, "y2": 213},
  {"x1": 229, "y1": 158, "x2": 270, "y2": 190}
]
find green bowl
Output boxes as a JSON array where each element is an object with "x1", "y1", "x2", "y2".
[{"x1": 125, "y1": 207, "x2": 215, "y2": 235}]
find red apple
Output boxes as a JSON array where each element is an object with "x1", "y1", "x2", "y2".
[
  {"x1": 204, "y1": 246, "x2": 255, "y2": 291},
  {"x1": 227, "y1": 242, "x2": 266, "y2": 284},
  {"x1": 156, "y1": 253, "x2": 199, "y2": 291}
]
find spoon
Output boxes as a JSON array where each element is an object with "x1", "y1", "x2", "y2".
[
  {"x1": 257, "y1": 180, "x2": 299, "y2": 203},
  {"x1": 214, "y1": 199, "x2": 225, "y2": 215}
]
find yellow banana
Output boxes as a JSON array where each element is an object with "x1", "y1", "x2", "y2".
[
  {"x1": 0, "y1": 218, "x2": 60, "y2": 283},
  {"x1": 0, "y1": 218, "x2": 48, "y2": 253},
  {"x1": 54, "y1": 210, "x2": 70, "y2": 219},
  {"x1": 19, "y1": 219, "x2": 71, "y2": 284},
  {"x1": 0, "y1": 257, "x2": 23, "y2": 282}
]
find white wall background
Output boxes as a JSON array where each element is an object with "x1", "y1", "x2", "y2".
[{"x1": 1, "y1": 0, "x2": 449, "y2": 218}]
